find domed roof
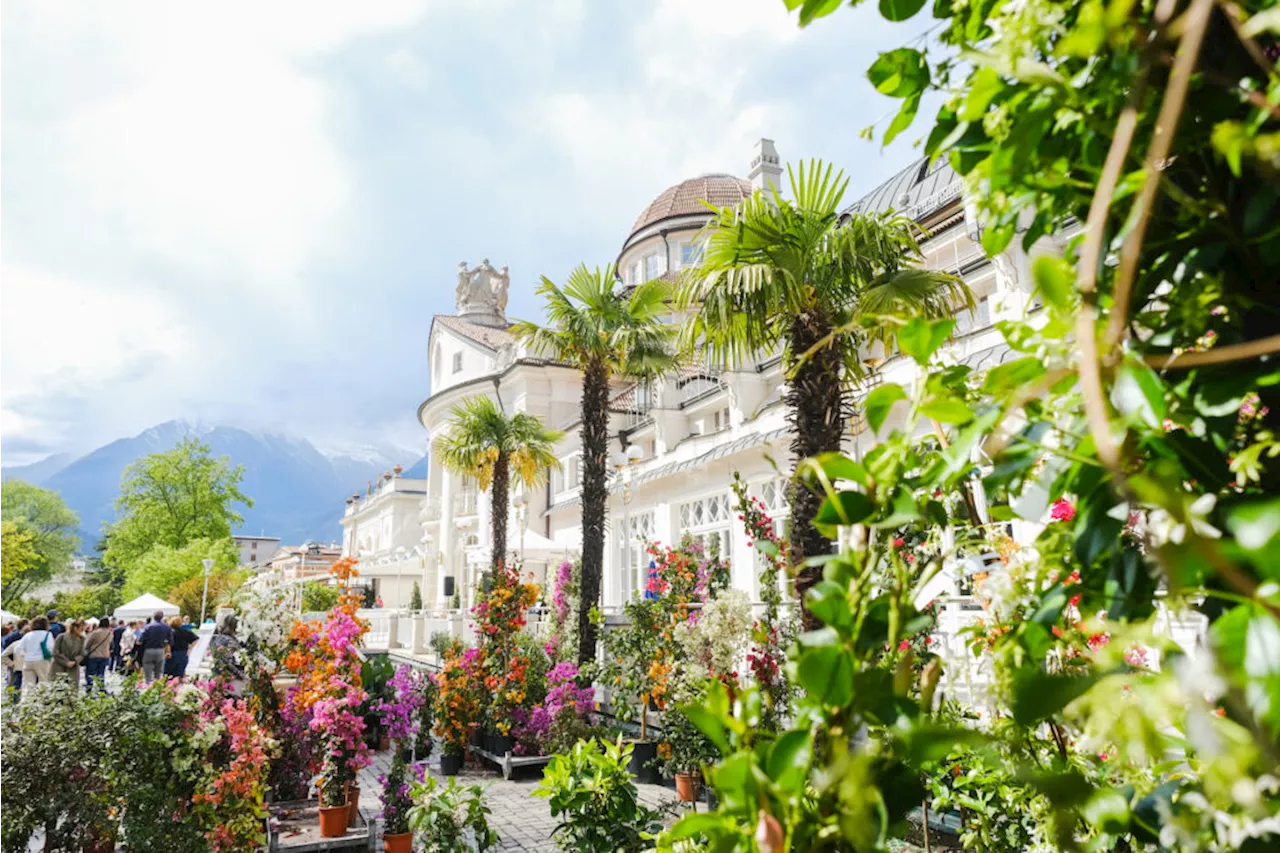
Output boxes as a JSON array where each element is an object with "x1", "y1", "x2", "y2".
[{"x1": 629, "y1": 173, "x2": 752, "y2": 235}]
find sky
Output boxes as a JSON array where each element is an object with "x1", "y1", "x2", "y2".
[{"x1": 1, "y1": 0, "x2": 937, "y2": 466}]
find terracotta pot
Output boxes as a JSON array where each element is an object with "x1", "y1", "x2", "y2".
[
  {"x1": 675, "y1": 772, "x2": 701, "y2": 802},
  {"x1": 348, "y1": 786, "x2": 361, "y2": 827},
  {"x1": 318, "y1": 804, "x2": 348, "y2": 838},
  {"x1": 384, "y1": 832, "x2": 413, "y2": 853},
  {"x1": 440, "y1": 751, "x2": 463, "y2": 776}
]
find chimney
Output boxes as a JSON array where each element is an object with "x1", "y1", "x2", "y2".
[{"x1": 749, "y1": 138, "x2": 782, "y2": 193}]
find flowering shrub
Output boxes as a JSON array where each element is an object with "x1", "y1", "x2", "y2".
[
  {"x1": 193, "y1": 696, "x2": 276, "y2": 853},
  {"x1": 378, "y1": 751, "x2": 418, "y2": 836},
  {"x1": 434, "y1": 647, "x2": 481, "y2": 756},
  {"x1": 470, "y1": 560, "x2": 539, "y2": 734},
  {"x1": 377, "y1": 664, "x2": 427, "y2": 745},
  {"x1": 673, "y1": 589, "x2": 752, "y2": 679},
  {"x1": 732, "y1": 473, "x2": 795, "y2": 729},
  {"x1": 511, "y1": 661, "x2": 598, "y2": 755},
  {"x1": 544, "y1": 559, "x2": 581, "y2": 661}
]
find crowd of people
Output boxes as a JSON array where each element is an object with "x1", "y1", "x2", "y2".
[{"x1": 1, "y1": 608, "x2": 202, "y2": 700}]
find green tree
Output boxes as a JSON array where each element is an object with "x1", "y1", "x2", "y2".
[
  {"x1": 433, "y1": 397, "x2": 562, "y2": 570},
  {"x1": 409, "y1": 580, "x2": 423, "y2": 610},
  {"x1": 300, "y1": 580, "x2": 340, "y2": 613},
  {"x1": 121, "y1": 537, "x2": 239, "y2": 603},
  {"x1": 104, "y1": 438, "x2": 252, "y2": 571},
  {"x1": 0, "y1": 480, "x2": 80, "y2": 600},
  {"x1": 168, "y1": 569, "x2": 246, "y2": 622},
  {"x1": 513, "y1": 266, "x2": 678, "y2": 664},
  {"x1": 677, "y1": 162, "x2": 971, "y2": 625},
  {"x1": 1, "y1": 519, "x2": 39, "y2": 601}
]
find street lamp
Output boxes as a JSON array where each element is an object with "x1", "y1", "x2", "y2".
[
  {"x1": 200, "y1": 558, "x2": 215, "y2": 626},
  {"x1": 611, "y1": 443, "x2": 643, "y2": 599},
  {"x1": 512, "y1": 492, "x2": 528, "y2": 564}
]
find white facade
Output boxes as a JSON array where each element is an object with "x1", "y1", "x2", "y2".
[
  {"x1": 363, "y1": 139, "x2": 1060, "y2": 612},
  {"x1": 232, "y1": 535, "x2": 280, "y2": 568}
]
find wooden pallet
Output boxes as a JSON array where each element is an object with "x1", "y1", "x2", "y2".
[
  {"x1": 471, "y1": 746, "x2": 553, "y2": 780},
  {"x1": 265, "y1": 799, "x2": 377, "y2": 852}
]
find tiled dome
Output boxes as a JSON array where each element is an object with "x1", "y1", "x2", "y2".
[{"x1": 628, "y1": 173, "x2": 752, "y2": 236}]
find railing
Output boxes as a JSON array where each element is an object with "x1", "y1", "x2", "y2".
[{"x1": 678, "y1": 375, "x2": 721, "y2": 408}]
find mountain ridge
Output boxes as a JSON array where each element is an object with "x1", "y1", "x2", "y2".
[{"x1": 2, "y1": 421, "x2": 426, "y2": 547}]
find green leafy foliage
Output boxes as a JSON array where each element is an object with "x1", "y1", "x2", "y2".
[
  {"x1": 0, "y1": 480, "x2": 80, "y2": 600},
  {"x1": 407, "y1": 776, "x2": 499, "y2": 852},
  {"x1": 534, "y1": 737, "x2": 667, "y2": 852}
]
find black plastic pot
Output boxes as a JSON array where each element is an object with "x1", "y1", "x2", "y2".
[
  {"x1": 705, "y1": 787, "x2": 719, "y2": 810},
  {"x1": 440, "y1": 752, "x2": 463, "y2": 776},
  {"x1": 399, "y1": 746, "x2": 415, "y2": 764},
  {"x1": 626, "y1": 740, "x2": 660, "y2": 785},
  {"x1": 492, "y1": 734, "x2": 513, "y2": 756}
]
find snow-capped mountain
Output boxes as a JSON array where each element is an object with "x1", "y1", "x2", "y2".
[{"x1": 2, "y1": 421, "x2": 426, "y2": 547}]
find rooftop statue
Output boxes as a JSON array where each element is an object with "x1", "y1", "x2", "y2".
[{"x1": 456, "y1": 259, "x2": 510, "y2": 325}]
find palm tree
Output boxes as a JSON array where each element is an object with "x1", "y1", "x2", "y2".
[
  {"x1": 512, "y1": 265, "x2": 677, "y2": 665},
  {"x1": 677, "y1": 160, "x2": 972, "y2": 627},
  {"x1": 432, "y1": 397, "x2": 562, "y2": 569}
]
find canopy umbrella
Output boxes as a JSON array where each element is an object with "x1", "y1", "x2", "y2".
[{"x1": 114, "y1": 593, "x2": 180, "y2": 621}]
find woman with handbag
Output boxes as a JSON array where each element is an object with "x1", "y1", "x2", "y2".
[
  {"x1": 53, "y1": 619, "x2": 88, "y2": 686},
  {"x1": 19, "y1": 616, "x2": 54, "y2": 699}
]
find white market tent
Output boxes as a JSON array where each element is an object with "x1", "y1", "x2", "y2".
[
  {"x1": 114, "y1": 593, "x2": 180, "y2": 621},
  {"x1": 0, "y1": 609, "x2": 20, "y2": 623}
]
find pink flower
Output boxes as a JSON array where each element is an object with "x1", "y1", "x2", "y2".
[{"x1": 1050, "y1": 499, "x2": 1076, "y2": 523}]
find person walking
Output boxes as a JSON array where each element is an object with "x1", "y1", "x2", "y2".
[
  {"x1": 138, "y1": 611, "x2": 172, "y2": 683},
  {"x1": 52, "y1": 619, "x2": 87, "y2": 686},
  {"x1": 109, "y1": 619, "x2": 125, "y2": 672},
  {"x1": 19, "y1": 616, "x2": 54, "y2": 699},
  {"x1": 47, "y1": 610, "x2": 66, "y2": 639},
  {"x1": 2, "y1": 620, "x2": 28, "y2": 699},
  {"x1": 83, "y1": 617, "x2": 113, "y2": 692},
  {"x1": 119, "y1": 621, "x2": 137, "y2": 671},
  {"x1": 163, "y1": 617, "x2": 199, "y2": 679}
]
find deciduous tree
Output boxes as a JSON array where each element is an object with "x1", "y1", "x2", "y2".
[{"x1": 0, "y1": 480, "x2": 80, "y2": 600}]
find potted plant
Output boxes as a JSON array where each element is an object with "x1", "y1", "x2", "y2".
[
  {"x1": 433, "y1": 651, "x2": 478, "y2": 776},
  {"x1": 378, "y1": 752, "x2": 414, "y2": 853},
  {"x1": 600, "y1": 597, "x2": 666, "y2": 783},
  {"x1": 317, "y1": 746, "x2": 352, "y2": 838},
  {"x1": 407, "y1": 775, "x2": 500, "y2": 851}
]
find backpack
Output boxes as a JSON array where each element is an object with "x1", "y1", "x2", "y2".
[{"x1": 40, "y1": 633, "x2": 52, "y2": 661}]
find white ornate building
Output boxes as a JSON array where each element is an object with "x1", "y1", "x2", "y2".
[{"x1": 344, "y1": 138, "x2": 1056, "y2": 611}]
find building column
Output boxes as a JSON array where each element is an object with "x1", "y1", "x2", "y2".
[{"x1": 438, "y1": 470, "x2": 455, "y2": 607}]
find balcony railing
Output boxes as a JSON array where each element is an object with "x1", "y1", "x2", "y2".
[
  {"x1": 678, "y1": 375, "x2": 721, "y2": 408},
  {"x1": 419, "y1": 498, "x2": 442, "y2": 521}
]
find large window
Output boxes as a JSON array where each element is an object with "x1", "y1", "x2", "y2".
[
  {"x1": 619, "y1": 510, "x2": 655, "y2": 600},
  {"x1": 679, "y1": 493, "x2": 732, "y2": 558},
  {"x1": 644, "y1": 252, "x2": 662, "y2": 280},
  {"x1": 680, "y1": 242, "x2": 702, "y2": 266},
  {"x1": 452, "y1": 352, "x2": 463, "y2": 373}
]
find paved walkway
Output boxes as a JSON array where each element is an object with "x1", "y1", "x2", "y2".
[{"x1": 357, "y1": 747, "x2": 685, "y2": 852}]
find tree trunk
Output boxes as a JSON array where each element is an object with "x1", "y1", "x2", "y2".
[
  {"x1": 577, "y1": 356, "x2": 611, "y2": 666},
  {"x1": 787, "y1": 311, "x2": 847, "y2": 632},
  {"x1": 490, "y1": 451, "x2": 510, "y2": 569}
]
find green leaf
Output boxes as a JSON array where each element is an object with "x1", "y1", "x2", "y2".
[
  {"x1": 798, "y1": 645, "x2": 855, "y2": 707},
  {"x1": 680, "y1": 704, "x2": 731, "y2": 756},
  {"x1": 868, "y1": 48, "x2": 930, "y2": 98},
  {"x1": 921, "y1": 397, "x2": 975, "y2": 424},
  {"x1": 1082, "y1": 787, "x2": 1131, "y2": 835},
  {"x1": 898, "y1": 317, "x2": 956, "y2": 365},
  {"x1": 1012, "y1": 670, "x2": 1101, "y2": 725},
  {"x1": 1112, "y1": 364, "x2": 1167, "y2": 427},
  {"x1": 803, "y1": 452, "x2": 868, "y2": 488},
  {"x1": 814, "y1": 491, "x2": 876, "y2": 536},
  {"x1": 865, "y1": 383, "x2": 908, "y2": 434},
  {"x1": 872, "y1": 488, "x2": 921, "y2": 529},
  {"x1": 806, "y1": 580, "x2": 853, "y2": 633},
  {"x1": 1225, "y1": 498, "x2": 1280, "y2": 552},
  {"x1": 982, "y1": 356, "x2": 1046, "y2": 394},
  {"x1": 879, "y1": 0, "x2": 928, "y2": 21},
  {"x1": 902, "y1": 726, "x2": 988, "y2": 765},
  {"x1": 981, "y1": 220, "x2": 1014, "y2": 255},
  {"x1": 766, "y1": 730, "x2": 813, "y2": 794},
  {"x1": 797, "y1": 0, "x2": 843, "y2": 25},
  {"x1": 959, "y1": 67, "x2": 1002, "y2": 121},
  {"x1": 883, "y1": 93, "x2": 921, "y2": 146},
  {"x1": 1032, "y1": 255, "x2": 1074, "y2": 311}
]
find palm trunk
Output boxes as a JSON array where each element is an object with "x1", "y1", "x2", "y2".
[
  {"x1": 577, "y1": 356, "x2": 610, "y2": 666},
  {"x1": 491, "y1": 451, "x2": 510, "y2": 569},
  {"x1": 787, "y1": 310, "x2": 846, "y2": 632}
]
